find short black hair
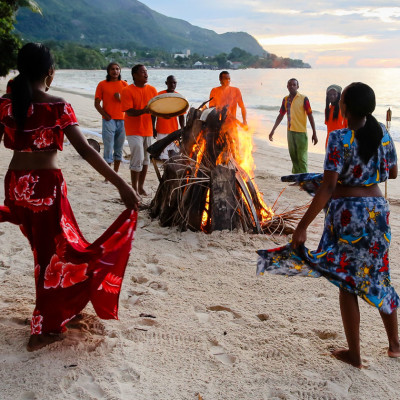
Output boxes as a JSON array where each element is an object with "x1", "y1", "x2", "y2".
[
  {"x1": 219, "y1": 71, "x2": 230, "y2": 79},
  {"x1": 288, "y1": 78, "x2": 299, "y2": 86},
  {"x1": 131, "y1": 64, "x2": 145, "y2": 78}
]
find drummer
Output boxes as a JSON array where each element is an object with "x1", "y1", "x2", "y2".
[
  {"x1": 209, "y1": 71, "x2": 247, "y2": 126},
  {"x1": 154, "y1": 75, "x2": 186, "y2": 160},
  {"x1": 121, "y1": 64, "x2": 157, "y2": 196}
]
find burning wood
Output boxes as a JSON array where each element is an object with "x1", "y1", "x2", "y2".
[{"x1": 148, "y1": 106, "x2": 307, "y2": 234}]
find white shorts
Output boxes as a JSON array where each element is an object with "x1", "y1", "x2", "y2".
[{"x1": 126, "y1": 135, "x2": 153, "y2": 171}]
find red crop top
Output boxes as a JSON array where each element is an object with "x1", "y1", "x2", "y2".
[{"x1": 0, "y1": 98, "x2": 78, "y2": 152}]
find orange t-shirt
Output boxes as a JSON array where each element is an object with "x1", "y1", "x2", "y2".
[
  {"x1": 121, "y1": 84, "x2": 157, "y2": 136},
  {"x1": 209, "y1": 86, "x2": 244, "y2": 118},
  {"x1": 155, "y1": 90, "x2": 180, "y2": 134},
  {"x1": 95, "y1": 80, "x2": 128, "y2": 120},
  {"x1": 325, "y1": 106, "x2": 347, "y2": 147}
]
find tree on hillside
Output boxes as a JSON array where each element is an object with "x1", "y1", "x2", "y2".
[{"x1": 0, "y1": 0, "x2": 42, "y2": 77}]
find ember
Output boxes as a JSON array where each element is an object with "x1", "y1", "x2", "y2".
[{"x1": 148, "y1": 105, "x2": 307, "y2": 234}]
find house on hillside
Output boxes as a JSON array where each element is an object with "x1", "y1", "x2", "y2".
[{"x1": 173, "y1": 49, "x2": 191, "y2": 59}]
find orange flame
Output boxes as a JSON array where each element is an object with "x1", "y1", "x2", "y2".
[{"x1": 201, "y1": 188, "x2": 210, "y2": 231}]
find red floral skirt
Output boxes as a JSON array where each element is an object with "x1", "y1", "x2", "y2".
[{"x1": 0, "y1": 169, "x2": 137, "y2": 335}]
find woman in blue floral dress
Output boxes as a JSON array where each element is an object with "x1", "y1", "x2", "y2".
[{"x1": 258, "y1": 82, "x2": 400, "y2": 368}]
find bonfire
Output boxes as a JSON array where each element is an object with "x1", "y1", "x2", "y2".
[{"x1": 148, "y1": 104, "x2": 308, "y2": 234}]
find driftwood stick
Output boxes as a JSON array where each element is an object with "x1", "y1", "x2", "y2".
[{"x1": 235, "y1": 171, "x2": 262, "y2": 233}]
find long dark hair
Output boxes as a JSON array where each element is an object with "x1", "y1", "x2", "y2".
[
  {"x1": 325, "y1": 91, "x2": 341, "y2": 122},
  {"x1": 11, "y1": 43, "x2": 54, "y2": 131},
  {"x1": 106, "y1": 62, "x2": 121, "y2": 81},
  {"x1": 343, "y1": 82, "x2": 382, "y2": 164}
]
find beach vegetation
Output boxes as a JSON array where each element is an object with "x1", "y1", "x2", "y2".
[{"x1": 0, "y1": 0, "x2": 42, "y2": 76}]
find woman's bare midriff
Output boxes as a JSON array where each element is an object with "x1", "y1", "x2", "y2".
[
  {"x1": 9, "y1": 150, "x2": 59, "y2": 170},
  {"x1": 333, "y1": 183, "x2": 383, "y2": 198}
]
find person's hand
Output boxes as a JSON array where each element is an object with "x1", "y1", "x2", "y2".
[
  {"x1": 118, "y1": 183, "x2": 141, "y2": 210},
  {"x1": 104, "y1": 114, "x2": 112, "y2": 121},
  {"x1": 312, "y1": 133, "x2": 318, "y2": 145},
  {"x1": 114, "y1": 92, "x2": 121, "y2": 101},
  {"x1": 269, "y1": 132, "x2": 274, "y2": 141},
  {"x1": 291, "y1": 225, "x2": 307, "y2": 249},
  {"x1": 143, "y1": 106, "x2": 150, "y2": 114}
]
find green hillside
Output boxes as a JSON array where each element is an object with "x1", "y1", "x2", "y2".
[{"x1": 15, "y1": 0, "x2": 266, "y2": 56}]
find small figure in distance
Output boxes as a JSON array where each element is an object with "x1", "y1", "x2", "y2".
[
  {"x1": 269, "y1": 78, "x2": 318, "y2": 173},
  {"x1": 325, "y1": 84, "x2": 347, "y2": 148},
  {"x1": 121, "y1": 65, "x2": 157, "y2": 196},
  {"x1": 154, "y1": 75, "x2": 186, "y2": 160},
  {"x1": 209, "y1": 71, "x2": 247, "y2": 126},
  {"x1": 94, "y1": 62, "x2": 128, "y2": 173}
]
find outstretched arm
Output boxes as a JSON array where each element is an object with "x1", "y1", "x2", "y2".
[
  {"x1": 64, "y1": 125, "x2": 140, "y2": 210},
  {"x1": 291, "y1": 170, "x2": 338, "y2": 248},
  {"x1": 269, "y1": 114, "x2": 284, "y2": 141}
]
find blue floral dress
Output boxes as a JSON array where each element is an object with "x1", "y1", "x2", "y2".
[{"x1": 257, "y1": 125, "x2": 399, "y2": 314}]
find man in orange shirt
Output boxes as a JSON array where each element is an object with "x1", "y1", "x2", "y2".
[
  {"x1": 155, "y1": 75, "x2": 186, "y2": 160},
  {"x1": 209, "y1": 71, "x2": 247, "y2": 126},
  {"x1": 121, "y1": 64, "x2": 157, "y2": 195},
  {"x1": 94, "y1": 62, "x2": 128, "y2": 172}
]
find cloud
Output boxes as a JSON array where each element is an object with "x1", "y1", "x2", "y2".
[
  {"x1": 258, "y1": 34, "x2": 372, "y2": 46},
  {"x1": 141, "y1": 0, "x2": 400, "y2": 67},
  {"x1": 357, "y1": 58, "x2": 400, "y2": 67}
]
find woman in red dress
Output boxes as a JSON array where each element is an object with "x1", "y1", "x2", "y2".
[{"x1": 0, "y1": 43, "x2": 140, "y2": 351}]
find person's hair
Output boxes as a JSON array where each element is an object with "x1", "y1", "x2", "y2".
[
  {"x1": 11, "y1": 43, "x2": 54, "y2": 131},
  {"x1": 325, "y1": 91, "x2": 341, "y2": 122},
  {"x1": 106, "y1": 62, "x2": 121, "y2": 81},
  {"x1": 288, "y1": 78, "x2": 298, "y2": 86},
  {"x1": 131, "y1": 64, "x2": 145, "y2": 80},
  {"x1": 166, "y1": 75, "x2": 175, "y2": 81},
  {"x1": 342, "y1": 82, "x2": 382, "y2": 164},
  {"x1": 219, "y1": 71, "x2": 229, "y2": 79}
]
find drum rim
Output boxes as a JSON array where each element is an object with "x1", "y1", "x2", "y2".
[{"x1": 148, "y1": 92, "x2": 189, "y2": 117}]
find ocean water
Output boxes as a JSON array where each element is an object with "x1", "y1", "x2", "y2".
[{"x1": 53, "y1": 68, "x2": 400, "y2": 143}]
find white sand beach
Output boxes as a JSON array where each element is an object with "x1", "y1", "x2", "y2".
[{"x1": 1, "y1": 78, "x2": 400, "y2": 400}]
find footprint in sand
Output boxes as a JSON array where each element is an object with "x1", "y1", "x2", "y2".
[
  {"x1": 194, "y1": 307, "x2": 210, "y2": 323},
  {"x1": 313, "y1": 329, "x2": 338, "y2": 340},
  {"x1": 131, "y1": 274, "x2": 149, "y2": 284},
  {"x1": 19, "y1": 392, "x2": 38, "y2": 400},
  {"x1": 137, "y1": 318, "x2": 158, "y2": 327},
  {"x1": 60, "y1": 368, "x2": 106, "y2": 398},
  {"x1": 148, "y1": 281, "x2": 168, "y2": 293},
  {"x1": 0, "y1": 316, "x2": 29, "y2": 327},
  {"x1": 125, "y1": 289, "x2": 148, "y2": 306},
  {"x1": 209, "y1": 340, "x2": 236, "y2": 366},
  {"x1": 146, "y1": 264, "x2": 164, "y2": 275}
]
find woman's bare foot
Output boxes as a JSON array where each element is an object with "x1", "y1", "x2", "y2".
[
  {"x1": 27, "y1": 333, "x2": 63, "y2": 352},
  {"x1": 331, "y1": 348, "x2": 363, "y2": 368},
  {"x1": 388, "y1": 345, "x2": 400, "y2": 358},
  {"x1": 65, "y1": 313, "x2": 84, "y2": 329},
  {"x1": 138, "y1": 188, "x2": 148, "y2": 197}
]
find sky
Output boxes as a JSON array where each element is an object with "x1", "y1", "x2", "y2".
[{"x1": 141, "y1": 0, "x2": 400, "y2": 68}]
